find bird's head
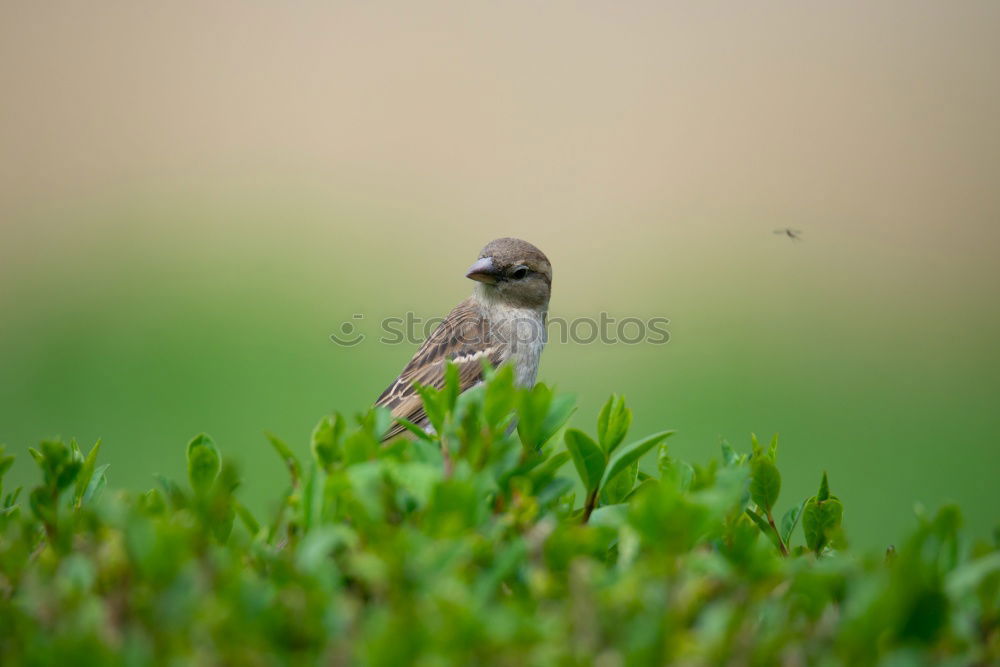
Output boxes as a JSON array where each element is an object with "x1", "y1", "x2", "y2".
[{"x1": 466, "y1": 237, "x2": 552, "y2": 310}]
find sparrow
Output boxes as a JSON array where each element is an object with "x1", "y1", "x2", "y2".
[{"x1": 374, "y1": 237, "x2": 552, "y2": 441}]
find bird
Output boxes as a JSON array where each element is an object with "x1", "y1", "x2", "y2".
[
  {"x1": 374, "y1": 237, "x2": 552, "y2": 441},
  {"x1": 774, "y1": 228, "x2": 803, "y2": 241}
]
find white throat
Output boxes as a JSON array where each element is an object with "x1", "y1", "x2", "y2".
[{"x1": 473, "y1": 284, "x2": 547, "y2": 388}]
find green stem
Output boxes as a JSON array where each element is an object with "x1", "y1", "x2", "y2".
[
  {"x1": 582, "y1": 488, "x2": 599, "y2": 524},
  {"x1": 440, "y1": 436, "x2": 453, "y2": 479},
  {"x1": 767, "y1": 510, "x2": 788, "y2": 556}
]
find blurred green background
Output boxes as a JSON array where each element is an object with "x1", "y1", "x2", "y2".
[{"x1": 2, "y1": 2, "x2": 998, "y2": 547}]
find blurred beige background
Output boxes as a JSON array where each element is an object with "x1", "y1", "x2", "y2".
[{"x1": 2, "y1": 1, "x2": 999, "y2": 546}]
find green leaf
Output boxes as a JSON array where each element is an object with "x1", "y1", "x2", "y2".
[
  {"x1": 946, "y1": 552, "x2": 1000, "y2": 598},
  {"x1": 497, "y1": 453, "x2": 547, "y2": 491},
  {"x1": 36, "y1": 439, "x2": 82, "y2": 492},
  {"x1": 211, "y1": 506, "x2": 235, "y2": 543},
  {"x1": 745, "y1": 507, "x2": 783, "y2": 553},
  {"x1": 596, "y1": 396, "x2": 613, "y2": 444},
  {"x1": 780, "y1": 499, "x2": 807, "y2": 546},
  {"x1": 342, "y1": 429, "x2": 378, "y2": 465},
  {"x1": 443, "y1": 361, "x2": 461, "y2": 412},
  {"x1": 56, "y1": 459, "x2": 83, "y2": 492},
  {"x1": 138, "y1": 488, "x2": 166, "y2": 515},
  {"x1": 602, "y1": 431, "x2": 675, "y2": 491},
  {"x1": 296, "y1": 525, "x2": 357, "y2": 574},
  {"x1": 658, "y1": 446, "x2": 694, "y2": 492},
  {"x1": 749, "y1": 458, "x2": 781, "y2": 513},
  {"x1": 73, "y1": 439, "x2": 102, "y2": 507},
  {"x1": 265, "y1": 432, "x2": 302, "y2": 487},
  {"x1": 802, "y1": 488, "x2": 844, "y2": 554},
  {"x1": 537, "y1": 477, "x2": 573, "y2": 506},
  {"x1": 28, "y1": 446, "x2": 44, "y2": 469},
  {"x1": 517, "y1": 382, "x2": 550, "y2": 431},
  {"x1": 0, "y1": 447, "x2": 14, "y2": 501},
  {"x1": 311, "y1": 414, "x2": 344, "y2": 471},
  {"x1": 596, "y1": 395, "x2": 632, "y2": 454},
  {"x1": 415, "y1": 384, "x2": 447, "y2": 434},
  {"x1": 473, "y1": 540, "x2": 527, "y2": 603},
  {"x1": 624, "y1": 478, "x2": 658, "y2": 502},
  {"x1": 387, "y1": 462, "x2": 440, "y2": 507},
  {"x1": 483, "y1": 364, "x2": 516, "y2": 428},
  {"x1": 367, "y1": 407, "x2": 394, "y2": 442},
  {"x1": 154, "y1": 473, "x2": 188, "y2": 510},
  {"x1": 530, "y1": 451, "x2": 571, "y2": 485},
  {"x1": 29, "y1": 487, "x2": 56, "y2": 525},
  {"x1": 302, "y1": 464, "x2": 318, "y2": 532},
  {"x1": 235, "y1": 501, "x2": 261, "y2": 537},
  {"x1": 516, "y1": 383, "x2": 575, "y2": 450},
  {"x1": 721, "y1": 441, "x2": 738, "y2": 466},
  {"x1": 186, "y1": 433, "x2": 220, "y2": 496},
  {"x1": 516, "y1": 383, "x2": 552, "y2": 450},
  {"x1": 537, "y1": 394, "x2": 576, "y2": 449},
  {"x1": 816, "y1": 471, "x2": 831, "y2": 502},
  {"x1": 426, "y1": 479, "x2": 480, "y2": 537},
  {"x1": 2, "y1": 486, "x2": 21, "y2": 512},
  {"x1": 601, "y1": 460, "x2": 638, "y2": 505},
  {"x1": 82, "y1": 464, "x2": 109, "y2": 505},
  {"x1": 564, "y1": 429, "x2": 606, "y2": 492},
  {"x1": 745, "y1": 507, "x2": 771, "y2": 536},
  {"x1": 394, "y1": 417, "x2": 435, "y2": 442},
  {"x1": 589, "y1": 503, "x2": 630, "y2": 529}
]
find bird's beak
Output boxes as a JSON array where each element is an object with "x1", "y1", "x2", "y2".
[{"x1": 466, "y1": 256, "x2": 501, "y2": 284}]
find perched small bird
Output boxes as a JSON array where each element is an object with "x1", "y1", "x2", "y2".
[{"x1": 375, "y1": 238, "x2": 552, "y2": 441}]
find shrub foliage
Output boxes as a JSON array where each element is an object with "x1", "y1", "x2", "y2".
[{"x1": 1, "y1": 365, "x2": 998, "y2": 664}]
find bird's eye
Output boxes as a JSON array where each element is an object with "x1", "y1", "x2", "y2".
[{"x1": 510, "y1": 266, "x2": 529, "y2": 280}]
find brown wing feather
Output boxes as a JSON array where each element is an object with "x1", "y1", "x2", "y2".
[{"x1": 375, "y1": 298, "x2": 504, "y2": 441}]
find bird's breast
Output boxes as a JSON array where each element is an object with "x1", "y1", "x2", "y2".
[{"x1": 487, "y1": 306, "x2": 547, "y2": 388}]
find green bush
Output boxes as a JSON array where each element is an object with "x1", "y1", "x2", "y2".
[{"x1": 1, "y1": 365, "x2": 997, "y2": 665}]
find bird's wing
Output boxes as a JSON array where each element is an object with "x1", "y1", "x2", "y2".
[{"x1": 375, "y1": 298, "x2": 505, "y2": 441}]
